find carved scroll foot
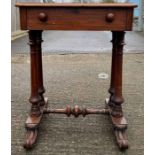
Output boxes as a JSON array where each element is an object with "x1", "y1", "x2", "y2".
[
  {"x1": 23, "y1": 97, "x2": 48, "y2": 149},
  {"x1": 105, "y1": 98, "x2": 128, "y2": 150},
  {"x1": 23, "y1": 128, "x2": 38, "y2": 149},
  {"x1": 114, "y1": 129, "x2": 128, "y2": 150}
]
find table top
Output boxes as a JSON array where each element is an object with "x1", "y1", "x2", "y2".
[
  {"x1": 16, "y1": 0, "x2": 137, "y2": 7},
  {"x1": 17, "y1": 0, "x2": 129, "y2": 3}
]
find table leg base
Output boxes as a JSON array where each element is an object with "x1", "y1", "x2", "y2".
[
  {"x1": 114, "y1": 130, "x2": 128, "y2": 150},
  {"x1": 105, "y1": 98, "x2": 128, "y2": 150},
  {"x1": 23, "y1": 128, "x2": 38, "y2": 149},
  {"x1": 23, "y1": 98, "x2": 128, "y2": 150},
  {"x1": 23, "y1": 97, "x2": 48, "y2": 149}
]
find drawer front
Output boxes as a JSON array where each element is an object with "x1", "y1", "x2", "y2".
[{"x1": 23, "y1": 7, "x2": 133, "y2": 31}]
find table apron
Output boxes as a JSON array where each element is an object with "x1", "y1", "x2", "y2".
[{"x1": 19, "y1": 7, "x2": 134, "y2": 31}]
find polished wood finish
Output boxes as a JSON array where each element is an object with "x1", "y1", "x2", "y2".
[
  {"x1": 110, "y1": 31, "x2": 125, "y2": 117},
  {"x1": 107, "y1": 31, "x2": 128, "y2": 148},
  {"x1": 16, "y1": 2, "x2": 137, "y2": 151},
  {"x1": 106, "y1": 13, "x2": 115, "y2": 22},
  {"x1": 28, "y1": 30, "x2": 42, "y2": 117},
  {"x1": 24, "y1": 97, "x2": 48, "y2": 149},
  {"x1": 16, "y1": 2, "x2": 137, "y2": 8},
  {"x1": 43, "y1": 105, "x2": 110, "y2": 117},
  {"x1": 105, "y1": 98, "x2": 128, "y2": 149},
  {"x1": 38, "y1": 12, "x2": 48, "y2": 22},
  {"x1": 20, "y1": 8, "x2": 27, "y2": 30},
  {"x1": 17, "y1": 5, "x2": 135, "y2": 31},
  {"x1": 27, "y1": 8, "x2": 132, "y2": 31},
  {"x1": 23, "y1": 30, "x2": 46, "y2": 149}
]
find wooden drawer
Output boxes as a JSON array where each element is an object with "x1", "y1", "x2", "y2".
[{"x1": 20, "y1": 7, "x2": 134, "y2": 31}]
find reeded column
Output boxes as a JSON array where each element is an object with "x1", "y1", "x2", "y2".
[
  {"x1": 35, "y1": 31, "x2": 45, "y2": 106},
  {"x1": 28, "y1": 30, "x2": 43, "y2": 116},
  {"x1": 110, "y1": 31, "x2": 125, "y2": 117},
  {"x1": 108, "y1": 31, "x2": 117, "y2": 107}
]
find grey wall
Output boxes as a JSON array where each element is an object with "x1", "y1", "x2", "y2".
[{"x1": 11, "y1": 0, "x2": 20, "y2": 32}]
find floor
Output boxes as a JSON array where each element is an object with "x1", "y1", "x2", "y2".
[{"x1": 12, "y1": 53, "x2": 144, "y2": 155}]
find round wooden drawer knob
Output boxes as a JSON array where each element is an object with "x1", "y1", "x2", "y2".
[
  {"x1": 106, "y1": 13, "x2": 115, "y2": 22},
  {"x1": 38, "y1": 12, "x2": 48, "y2": 22}
]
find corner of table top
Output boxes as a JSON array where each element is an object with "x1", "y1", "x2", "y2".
[{"x1": 15, "y1": 2, "x2": 137, "y2": 8}]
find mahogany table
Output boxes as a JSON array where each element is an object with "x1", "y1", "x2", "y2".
[{"x1": 16, "y1": 0, "x2": 137, "y2": 150}]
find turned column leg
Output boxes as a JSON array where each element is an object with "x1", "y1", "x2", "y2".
[
  {"x1": 110, "y1": 31, "x2": 125, "y2": 117},
  {"x1": 29, "y1": 30, "x2": 42, "y2": 116},
  {"x1": 35, "y1": 31, "x2": 46, "y2": 106},
  {"x1": 23, "y1": 30, "x2": 47, "y2": 149},
  {"x1": 107, "y1": 31, "x2": 128, "y2": 150},
  {"x1": 108, "y1": 31, "x2": 117, "y2": 107}
]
